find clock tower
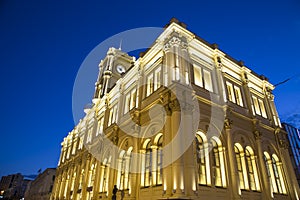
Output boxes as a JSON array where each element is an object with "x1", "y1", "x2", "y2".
[{"x1": 93, "y1": 47, "x2": 134, "y2": 100}]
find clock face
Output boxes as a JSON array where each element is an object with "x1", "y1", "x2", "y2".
[{"x1": 116, "y1": 65, "x2": 126, "y2": 74}]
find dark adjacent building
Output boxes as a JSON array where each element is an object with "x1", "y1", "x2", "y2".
[
  {"x1": 0, "y1": 173, "x2": 30, "y2": 200},
  {"x1": 283, "y1": 122, "x2": 300, "y2": 186},
  {"x1": 24, "y1": 168, "x2": 56, "y2": 200}
]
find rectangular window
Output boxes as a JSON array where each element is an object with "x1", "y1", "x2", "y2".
[
  {"x1": 146, "y1": 65, "x2": 162, "y2": 97},
  {"x1": 97, "y1": 117, "x2": 104, "y2": 136},
  {"x1": 194, "y1": 65, "x2": 203, "y2": 87},
  {"x1": 124, "y1": 94, "x2": 130, "y2": 114},
  {"x1": 87, "y1": 128, "x2": 92, "y2": 143},
  {"x1": 154, "y1": 68, "x2": 161, "y2": 91},
  {"x1": 234, "y1": 86, "x2": 243, "y2": 107},
  {"x1": 226, "y1": 82, "x2": 235, "y2": 103},
  {"x1": 130, "y1": 89, "x2": 136, "y2": 110},
  {"x1": 108, "y1": 105, "x2": 118, "y2": 126},
  {"x1": 226, "y1": 81, "x2": 244, "y2": 106},
  {"x1": 124, "y1": 89, "x2": 136, "y2": 114},
  {"x1": 258, "y1": 99, "x2": 267, "y2": 118},
  {"x1": 193, "y1": 64, "x2": 213, "y2": 92},
  {"x1": 146, "y1": 74, "x2": 154, "y2": 97},
  {"x1": 203, "y1": 69, "x2": 213, "y2": 92},
  {"x1": 78, "y1": 137, "x2": 83, "y2": 150},
  {"x1": 252, "y1": 96, "x2": 261, "y2": 115},
  {"x1": 72, "y1": 139, "x2": 77, "y2": 155},
  {"x1": 252, "y1": 96, "x2": 267, "y2": 118}
]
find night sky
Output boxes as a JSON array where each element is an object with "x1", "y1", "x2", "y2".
[{"x1": 0, "y1": 0, "x2": 300, "y2": 177}]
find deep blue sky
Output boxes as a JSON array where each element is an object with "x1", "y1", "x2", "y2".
[{"x1": 0, "y1": 0, "x2": 299, "y2": 177}]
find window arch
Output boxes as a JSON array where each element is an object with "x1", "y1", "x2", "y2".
[
  {"x1": 210, "y1": 137, "x2": 226, "y2": 187},
  {"x1": 144, "y1": 140, "x2": 152, "y2": 187},
  {"x1": 272, "y1": 154, "x2": 286, "y2": 194},
  {"x1": 117, "y1": 147, "x2": 132, "y2": 190},
  {"x1": 234, "y1": 144, "x2": 246, "y2": 190},
  {"x1": 245, "y1": 146, "x2": 260, "y2": 191},
  {"x1": 195, "y1": 132, "x2": 210, "y2": 185},
  {"x1": 264, "y1": 152, "x2": 287, "y2": 194},
  {"x1": 99, "y1": 156, "x2": 111, "y2": 194}
]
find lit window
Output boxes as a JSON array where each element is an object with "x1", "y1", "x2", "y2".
[
  {"x1": 272, "y1": 155, "x2": 287, "y2": 194},
  {"x1": 71, "y1": 138, "x2": 77, "y2": 155},
  {"x1": 144, "y1": 142, "x2": 152, "y2": 187},
  {"x1": 78, "y1": 137, "x2": 83, "y2": 150},
  {"x1": 235, "y1": 145, "x2": 246, "y2": 190},
  {"x1": 124, "y1": 94, "x2": 131, "y2": 114},
  {"x1": 234, "y1": 86, "x2": 243, "y2": 107},
  {"x1": 203, "y1": 69, "x2": 213, "y2": 92},
  {"x1": 210, "y1": 138, "x2": 226, "y2": 187},
  {"x1": 226, "y1": 82, "x2": 235, "y2": 103},
  {"x1": 108, "y1": 105, "x2": 118, "y2": 126},
  {"x1": 194, "y1": 65, "x2": 203, "y2": 87},
  {"x1": 124, "y1": 89, "x2": 137, "y2": 114},
  {"x1": 226, "y1": 81, "x2": 244, "y2": 106},
  {"x1": 99, "y1": 157, "x2": 111, "y2": 193},
  {"x1": 193, "y1": 64, "x2": 213, "y2": 92},
  {"x1": 252, "y1": 96, "x2": 267, "y2": 118},
  {"x1": 146, "y1": 65, "x2": 162, "y2": 97},
  {"x1": 86, "y1": 128, "x2": 92, "y2": 143},
  {"x1": 66, "y1": 141, "x2": 71, "y2": 159},
  {"x1": 258, "y1": 99, "x2": 267, "y2": 118},
  {"x1": 117, "y1": 148, "x2": 132, "y2": 190},
  {"x1": 245, "y1": 147, "x2": 260, "y2": 191},
  {"x1": 196, "y1": 133, "x2": 210, "y2": 185},
  {"x1": 146, "y1": 74, "x2": 154, "y2": 97},
  {"x1": 154, "y1": 68, "x2": 161, "y2": 91},
  {"x1": 264, "y1": 152, "x2": 286, "y2": 194},
  {"x1": 96, "y1": 117, "x2": 104, "y2": 136},
  {"x1": 130, "y1": 89, "x2": 136, "y2": 110}
]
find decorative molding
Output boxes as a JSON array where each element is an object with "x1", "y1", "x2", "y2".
[
  {"x1": 224, "y1": 118, "x2": 232, "y2": 130},
  {"x1": 168, "y1": 99, "x2": 180, "y2": 112}
]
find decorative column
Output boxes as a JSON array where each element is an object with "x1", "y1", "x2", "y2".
[
  {"x1": 224, "y1": 118, "x2": 240, "y2": 199},
  {"x1": 169, "y1": 99, "x2": 183, "y2": 197},
  {"x1": 72, "y1": 159, "x2": 82, "y2": 200},
  {"x1": 162, "y1": 102, "x2": 172, "y2": 196},
  {"x1": 129, "y1": 130, "x2": 139, "y2": 199},
  {"x1": 82, "y1": 153, "x2": 91, "y2": 199},
  {"x1": 92, "y1": 160, "x2": 101, "y2": 199},
  {"x1": 182, "y1": 102, "x2": 196, "y2": 197},
  {"x1": 253, "y1": 129, "x2": 272, "y2": 199},
  {"x1": 240, "y1": 67, "x2": 255, "y2": 116},
  {"x1": 163, "y1": 41, "x2": 173, "y2": 87},
  {"x1": 65, "y1": 164, "x2": 74, "y2": 200}
]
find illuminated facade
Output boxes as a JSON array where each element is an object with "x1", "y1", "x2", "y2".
[{"x1": 51, "y1": 18, "x2": 300, "y2": 200}]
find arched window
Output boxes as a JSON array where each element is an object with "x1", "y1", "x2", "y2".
[
  {"x1": 195, "y1": 132, "x2": 210, "y2": 185},
  {"x1": 264, "y1": 152, "x2": 276, "y2": 193},
  {"x1": 264, "y1": 152, "x2": 287, "y2": 194},
  {"x1": 144, "y1": 141, "x2": 152, "y2": 187},
  {"x1": 156, "y1": 136, "x2": 163, "y2": 185},
  {"x1": 117, "y1": 148, "x2": 132, "y2": 190},
  {"x1": 245, "y1": 147, "x2": 260, "y2": 191},
  {"x1": 272, "y1": 155, "x2": 287, "y2": 194},
  {"x1": 210, "y1": 137, "x2": 226, "y2": 187},
  {"x1": 99, "y1": 156, "x2": 111, "y2": 193},
  {"x1": 234, "y1": 144, "x2": 246, "y2": 190}
]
